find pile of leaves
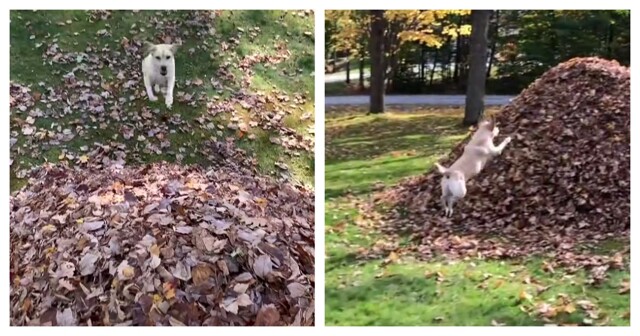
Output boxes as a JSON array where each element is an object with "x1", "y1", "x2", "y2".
[
  {"x1": 376, "y1": 57, "x2": 630, "y2": 274},
  {"x1": 10, "y1": 161, "x2": 314, "y2": 326}
]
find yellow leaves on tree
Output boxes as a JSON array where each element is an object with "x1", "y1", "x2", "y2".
[
  {"x1": 326, "y1": 10, "x2": 370, "y2": 57},
  {"x1": 387, "y1": 10, "x2": 472, "y2": 48},
  {"x1": 326, "y1": 10, "x2": 471, "y2": 57}
]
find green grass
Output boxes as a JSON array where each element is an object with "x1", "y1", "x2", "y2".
[
  {"x1": 324, "y1": 107, "x2": 630, "y2": 326},
  {"x1": 325, "y1": 107, "x2": 474, "y2": 198},
  {"x1": 10, "y1": 10, "x2": 314, "y2": 191}
]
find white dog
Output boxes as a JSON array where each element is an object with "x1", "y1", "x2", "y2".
[
  {"x1": 142, "y1": 42, "x2": 178, "y2": 108},
  {"x1": 435, "y1": 119, "x2": 512, "y2": 217}
]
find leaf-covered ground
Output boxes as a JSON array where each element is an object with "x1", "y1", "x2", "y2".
[
  {"x1": 10, "y1": 10, "x2": 315, "y2": 191},
  {"x1": 324, "y1": 105, "x2": 630, "y2": 326},
  {"x1": 10, "y1": 10, "x2": 315, "y2": 326}
]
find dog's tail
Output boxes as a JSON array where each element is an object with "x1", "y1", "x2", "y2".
[{"x1": 434, "y1": 163, "x2": 448, "y2": 175}]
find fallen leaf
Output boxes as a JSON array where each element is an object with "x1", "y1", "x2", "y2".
[
  {"x1": 255, "y1": 304, "x2": 280, "y2": 326},
  {"x1": 82, "y1": 220, "x2": 104, "y2": 231},
  {"x1": 518, "y1": 290, "x2": 533, "y2": 302},
  {"x1": 163, "y1": 282, "x2": 176, "y2": 300},
  {"x1": 287, "y1": 282, "x2": 306, "y2": 298},
  {"x1": 236, "y1": 293, "x2": 253, "y2": 306},
  {"x1": 55, "y1": 262, "x2": 75, "y2": 278},
  {"x1": 192, "y1": 264, "x2": 213, "y2": 285},
  {"x1": 619, "y1": 279, "x2": 630, "y2": 294},
  {"x1": 233, "y1": 283, "x2": 249, "y2": 294},
  {"x1": 171, "y1": 261, "x2": 192, "y2": 281},
  {"x1": 56, "y1": 308, "x2": 77, "y2": 326},
  {"x1": 223, "y1": 298, "x2": 239, "y2": 314},
  {"x1": 79, "y1": 252, "x2": 100, "y2": 275},
  {"x1": 117, "y1": 260, "x2": 135, "y2": 281},
  {"x1": 253, "y1": 255, "x2": 273, "y2": 278}
]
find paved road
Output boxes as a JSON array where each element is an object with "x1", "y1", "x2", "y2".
[
  {"x1": 325, "y1": 70, "x2": 370, "y2": 83},
  {"x1": 325, "y1": 95, "x2": 515, "y2": 106}
]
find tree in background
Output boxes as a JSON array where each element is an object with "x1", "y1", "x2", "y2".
[
  {"x1": 385, "y1": 10, "x2": 471, "y2": 91},
  {"x1": 464, "y1": 10, "x2": 491, "y2": 125},
  {"x1": 369, "y1": 10, "x2": 386, "y2": 113},
  {"x1": 326, "y1": 10, "x2": 371, "y2": 90},
  {"x1": 494, "y1": 10, "x2": 630, "y2": 90},
  {"x1": 325, "y1": 10, "x2": 630, "y2": 98}
]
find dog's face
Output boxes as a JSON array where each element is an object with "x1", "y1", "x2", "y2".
[
  {"x1": 144, "y1": 42, "x2": 178, "y2": 76},
  {"x1": 478, "y1": 120, "x2": 499, "y2": 138}
]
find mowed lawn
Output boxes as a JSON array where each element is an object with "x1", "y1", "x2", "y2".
[
  {"x1": 324, "y1": 106, "x2": 630, "y2": 326},
  {"x1": 10, "y1": 10, "x2": 315, "y2": 191}
]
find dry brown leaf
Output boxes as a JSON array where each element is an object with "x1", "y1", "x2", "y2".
[
  {"x1": 253, "y1": 255, "x2": 273, "y2": 278},
  {"x1": 171, "y1": 261, "x2": 192, "y2": 281},
  {"x1": 117, "y1": 261, "x2": 135, "y2": 281},
  {"x1": 233, "y1": 283, "x2": 249, "y2": 294},
  {"x1": 255, "y1": 304, "x2": 280, "y2": 326},
  {"x1": 79, "y1": 252, "x2": 100, "y2": 275},
  {"x1": 287, "y1": 282, "x2": 307, "y2": 298},
  {"x1": 236, "y1": 293, "x2": 253, "y2": 307},
  {"x1": 192, "y1": 264, "x2": 213, "y2": 285}
]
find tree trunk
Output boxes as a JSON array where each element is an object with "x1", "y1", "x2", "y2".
[
  {"x1": 419, "y1": 47, "x2": 425, "y2": 81},
  {"x1": 358, "y1": 41, "x2": 366, "y2": 90},
  {"x1": 359, "y1": 57, "x2": 365, "y2": 90},
  {"x1": 486, "y1": 10, "x2": 499, "y2": 78},
  {"x1": 346, "y1": 58, "x2": 351, "y2": 84},
  {"x1": 429, "y1": 48, "x2": 439, "y2": 86},
  {"x1": 606, "y1": 20, "x2": 614, "y2": 58},
  {"x1": 464, "y1": 10, "x2": 491, "y2": 126},
  {"x1": 369, "y1": 10, "x2": 385, "y2": 113},
  {"x1": 453, "y1": 35, "x2": 461, "y2": 82}
]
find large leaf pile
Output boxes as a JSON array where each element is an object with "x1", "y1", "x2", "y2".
[
  {"x1": 10, "y1": 162, "x2": 314, "y2": 326},
  {"x1": 376, "y1": 57, "x2": 630, "y2": 274}
]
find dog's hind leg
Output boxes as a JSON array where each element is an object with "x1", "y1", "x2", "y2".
[
  {"x1": 154, "y1": 84, "x2": 160, "y2": 93},
  {"x1": 440, "y1": 195, "x2": 449, "y2": 216},
  {"x1": 447, "y1": 197, "x2": 458, "y2": 217}
]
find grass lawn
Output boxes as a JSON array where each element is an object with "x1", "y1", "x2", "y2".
[
  {"x1": 324, "y1": 106, "x2": 630, "y2": 326},
  {"x1": 10, "y1": 10, "x2": 314, "y2": 192}
]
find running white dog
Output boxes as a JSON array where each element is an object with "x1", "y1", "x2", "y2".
[
  {"x1": 435, "y1": 119, "x2": 512, "y2": 217},
  {"x1": 141, "y1": 42, "x2": 178, "y2": 108}
]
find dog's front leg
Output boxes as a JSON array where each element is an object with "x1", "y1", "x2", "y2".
[
  {"x1": 144, "y1": 76, "x2": 158, "y2": 102},
  {"x1": 490, "y1": 136, "x2": 512, "y2": 156},
  {"x1": 165, "y1": 77, "x2": 175, "y2": 109}
]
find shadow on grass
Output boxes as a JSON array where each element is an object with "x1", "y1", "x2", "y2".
[
  {"x1": 325, "y1": 109, "x2": 471, "y2": 199},
  {"x1": 326, "y1": 112, "x2": 466, "y2": 164}
]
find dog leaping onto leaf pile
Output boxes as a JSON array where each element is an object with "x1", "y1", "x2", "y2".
[{"x1": 434, "y1": 118, "x2": 512, "y2": 217}]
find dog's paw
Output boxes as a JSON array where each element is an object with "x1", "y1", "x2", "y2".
[
  {"x1": 165, "y1": 96, "x2": 173, "y2": 109},
  {"x1": 153, "y1": 85, "x2": 160, "y2": 93},
  {"x1": 505, "y1": 136, "x2": 512, "y2": 144},
  {"x1": 148, "y1": 95, "x2": 158, "y2": 102}
]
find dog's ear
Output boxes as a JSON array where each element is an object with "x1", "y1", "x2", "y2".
[
  {"x1": 143, "y1": 41, "x2": 156, "y2": 55},
  {"x1": 169, "y1": 44, "x2": 180, "y2": 54}
]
